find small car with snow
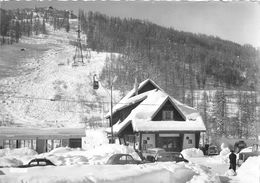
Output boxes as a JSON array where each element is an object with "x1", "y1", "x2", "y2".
[
  {"x1": 207, "y1": 145, "x2": 219, "y2": 156},
  {"x1": 154, "y1": 152, "x2": 189, "y2": 163},
  {"x1": 237, "y1": 145, "x2": 260, "y2": 166},
  {"x1": 18, "y1": 158, "x2": 56, "y2": 168},
  {"x1": 142, "y1": 148, "x2": 166, "y2": 162},
  {"x1": 106, "y1": 154, "x2": 143, "y2": 165}
]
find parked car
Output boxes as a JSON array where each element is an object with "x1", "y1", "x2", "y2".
[
  {"x1": 237, "y1": 145, "x2": 260, "y2": 166},
  {"x1": 142, "y1": 148, "x2": 166, "y2": 162},
  {"x1": 207, "y1": 145, "x2": 219, "y2": 155},
  {"x1": 234, "y1": 141, "x2": 247, "y2": 153},
  {"x1": 106, "y1": 154, "x2": 143, "y2": 165},
  {"x1": 18, "y1": 158, "x2": 56, "y2": 168},
  {"x1": 154, "y1": 152, "x2": 189, "y2": 163}
]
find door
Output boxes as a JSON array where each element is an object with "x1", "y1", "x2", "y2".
[{"x1": 158, "y1": 137, "x2": 181, "y2": 152}]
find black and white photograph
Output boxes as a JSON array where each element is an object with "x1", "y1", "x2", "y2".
[{"x1": 0, "y1": 1, "x2": 259, "y2": 182}]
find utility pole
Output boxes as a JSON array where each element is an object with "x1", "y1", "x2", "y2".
[{"x1": 109, "y1": 54, "x2": 114, "y2": 143}]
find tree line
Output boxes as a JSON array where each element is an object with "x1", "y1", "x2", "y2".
[
  {"x1": 197, "y1": 89, "x2": 258, "y2": 140},
  {"x1": 0, "y1": 7, "x2": 73, "y2": 45},
  {"x1": 79, "y1": 11, "x2": 259, "y2": 97}
]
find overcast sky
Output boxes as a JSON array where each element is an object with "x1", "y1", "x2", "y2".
[{"x1": 1, "y1": 1, "x2": 260, "y2": 48}]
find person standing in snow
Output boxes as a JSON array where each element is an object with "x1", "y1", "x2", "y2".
[{"x1": 229, "y1": 150, "x2": 237, "y2": 172}]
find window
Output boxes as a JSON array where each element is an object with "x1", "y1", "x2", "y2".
[
  {"x1": 39, "y1": 161, "x2": 47, "y2": 166},
  {"x1": 119, "y1": 155, "x2": 127, "y2": 164},
  {"x1": 126, "y1": 155, "x2": 135, "y2": 164},
  {"x1": 29, "y1": 160, "x2": 38, "y2": 166},
  {"x1": 162, "y1": 110, "x2": 174, "y2": 120},
  {"x1": 3, "y1": 140, "x2": 17, "y2": 148},
  {"x1": 119, "y1": 156, "x2": 127, "y2": 161}
]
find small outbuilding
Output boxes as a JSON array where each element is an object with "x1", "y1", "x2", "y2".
[{"x1": 106, "y1": 79, "x2": 206, "y2": 152}]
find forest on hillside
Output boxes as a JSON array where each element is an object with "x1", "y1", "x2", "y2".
[
  {"x1": 79, "y1": 11, "x2": 259, "y2": 99},
  {"x1": 79, "y1": 11, "x2": 260, "y2": 139},
  {"x1": 0, "y1": 7, "x2": 73, "y2": 45}
]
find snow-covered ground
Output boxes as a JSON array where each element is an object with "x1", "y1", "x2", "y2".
[
  {"x1": 1, "y1": 144, "x2": 259, "y2": 183},
  {"x1": 0, "y1": 129, "x2": 259, "y2": 183},
  {"x1": 0, "y1": 145, "x2": 220, "y2": 183},
  {"x1": 0, "y1": 21, "x2": 122, "y2": 127}
]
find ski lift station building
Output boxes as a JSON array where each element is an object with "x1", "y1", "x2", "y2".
[{"x1": 106, "y1": 79, "x2": 206, "y2": 152}]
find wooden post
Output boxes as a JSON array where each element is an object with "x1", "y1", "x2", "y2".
[
  {"x1": 31, "y1": 139, "x2": 33, "y2": 149},
  {"x1": 133, "y1": 134, "x2": 136, "y2": 150},
  {"x1": 139, "y1": 132, "x2": 142, "y2": 153}
]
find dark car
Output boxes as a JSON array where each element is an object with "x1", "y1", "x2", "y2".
[
  {"x1": 234, "y1": 141, "x2": 247, "y2": 153},
  {"x1": 18, "y1": 158, "x2": 56, "y2": 168},
  {"x1": 106, "y1": 154, "x2": 143, "y2": 165},
  {"x1": 207, "y1": 145, "x2": 219, "y2": 156},
  {"x1": 154, "y1": 152, "x2": 189, "y2": 163}
]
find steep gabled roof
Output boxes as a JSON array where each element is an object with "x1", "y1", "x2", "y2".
[
  {"x1": 105, "y1": 79, "x2": 206, "y2": 135},
  {"x1": 110, "y1": 89, "x2": 206, "y2": 135}
]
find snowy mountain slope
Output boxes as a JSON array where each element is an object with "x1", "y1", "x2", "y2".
[{"x1": 0, "y1": 20, "x2": 122, "y2": 127}]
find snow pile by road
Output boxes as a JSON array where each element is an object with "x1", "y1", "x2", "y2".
[
  {"x1": 0, "y1": 144, "x2": 140, "y2": 167},
  {"x1": 0, "y1": 147, "x2": 38, "y2": 167},
  {"x1": 41, "y1": 144, "x2": 141, "y2": 166},
  {"x1": 224, "y1": 169, "x2": 236, "y2": 176},
  {"x1": 0, "y1": 161, "x2": 220, "y2": 183},
  {"x1": 206, "y1": 146, "x2": 231, "y2": 164},
  {"x1": 0, "y1": 157, "x2": 23, "y2": 167},
  {"x1": 181, "y1": 148, "x2": 204, "y2": 159},
  {"x1": 0, "y1": 144, "x2": 221, "y2": 183},
  {"x1": 82, "y1": 128, "x2": 109, "y2": 150},
  {"x1": 237, "y1": 156, "x2": 260, "y2": 183},
  {"x1": 0, "y1": 147, "x2": 37, "y2": 157}
]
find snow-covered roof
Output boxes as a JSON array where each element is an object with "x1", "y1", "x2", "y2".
[
  {"x1": 106, "y1": 79, "x2": 164, "y2": 118},
  {"x1": 109, "y1": 87, "x2": 206, "y2": 135},
  {"x1": 0, "y1": 127, "x2": 85, "y2": 139},
  {"x1": 104, "y1": 90, "x2": 152, "y2": 118}
]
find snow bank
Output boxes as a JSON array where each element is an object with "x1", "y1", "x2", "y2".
[
  {"x1": 213, "y1": 147, "x2": 230, "y2": 164},
  {"x1": 181, "y1": 148, "x2": 204, "y2": 159},
  {"x1": 0, "y1": 147, "x2": 38, "y2": 157},
  {"x1": 0, "y1": 157, "x2": 23, "y2": 167},
  {"x1": 0, "y1": 144, "x2": 141, "y2": 167},
  {"x1": 41, "y1": 144, "x2": 141, "y2": 166},
  {"x1": 237, "y1": 156, "x2": 260, "y2": 183},
  {"x1": 47, "y1": 147, "x2": 73, "y2": 155},
  {"x1": 219, "y1": 147, "x2": 230, "y2": 157},
  {"x1": 0, "y1": 162, "x2": 220, "y2": 183},
  {"x1": 224, "y1": 169, "x2": 236, "y2": 176},
  {"x1": 82, "y1": 128, "x2": 109, "y2": 150},
  {"x1": 0, "y1": 148, "x2": 38, "y2": 167},
  {"x1": 0, "y1": 144, "x2": 220, "y2": 183}
]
